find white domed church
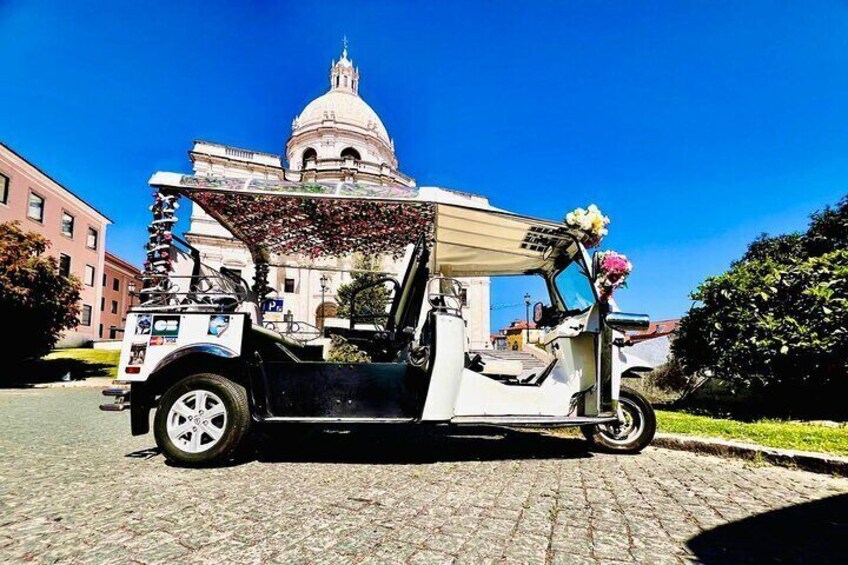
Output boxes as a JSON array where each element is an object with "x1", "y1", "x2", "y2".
[{"x1": 186, "y1": 45, "x2": 491, "y2": 349}]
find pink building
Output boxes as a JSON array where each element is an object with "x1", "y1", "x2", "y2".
[{"x1": 0, "y1": 142, "x2": 112, "y2": 346}]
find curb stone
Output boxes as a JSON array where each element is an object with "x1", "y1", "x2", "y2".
[{"x1": 653, "y1": 432, "x2": 848, "y2": 477}]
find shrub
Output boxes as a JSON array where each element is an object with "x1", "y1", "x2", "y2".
[
  {"x1": 0, "y1": 221, "x2": 83, "y2": 363},
  {"x1": 672, "y1": 195, "x2": 848, "y2": 416}
]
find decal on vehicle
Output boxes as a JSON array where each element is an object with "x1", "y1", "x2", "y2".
[
  {"x1": 135, "y1": 314, "x2": 152, "y2": 335},
  {"x1": 128, "y1": 342, "x2": 147, "y2": 366},
  {"x1": 152, "y1": 315, "x2": 181, "y2": 337},
  {"x1": 208, "y1": 315, "x2": 230, "y2": 337}
]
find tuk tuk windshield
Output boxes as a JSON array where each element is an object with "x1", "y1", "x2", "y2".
[{"x1": 554, "y1": 260, "x2": 595, "y2": 312}]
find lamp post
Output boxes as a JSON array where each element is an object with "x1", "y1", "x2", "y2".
[
  {"x1": 524, "y1": 293, "x2": 531, "y2": 345},
  {"x1": 319, "y1": 274, "x2": 329, "y2": 327}
]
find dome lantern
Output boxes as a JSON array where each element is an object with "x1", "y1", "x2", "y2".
[{"x1": 329, "y1": 38, "x2": 359, "y2": 94}]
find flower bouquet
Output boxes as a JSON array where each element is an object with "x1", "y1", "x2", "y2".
[
  {"x1": 595, "y1": 250, "x2": 632, "y2": 301},
  {"x1": 564, "y1": 204, "x2": 610, "y2": 248}
]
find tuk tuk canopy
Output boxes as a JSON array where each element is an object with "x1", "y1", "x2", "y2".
[{"x1": 149, "y1": 173, "x2": 587, "y2": 276}]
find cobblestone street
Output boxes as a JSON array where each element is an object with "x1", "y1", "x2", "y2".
[{"x1": 1, "y1": 387, "x2": 846, "y2": 564}]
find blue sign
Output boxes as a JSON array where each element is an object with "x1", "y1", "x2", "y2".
[{"x1": 263, "y1": 298, "x2": 285, "y2": 313}]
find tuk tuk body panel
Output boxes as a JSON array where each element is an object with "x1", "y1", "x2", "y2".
[
  {"x1": 118, "y1": 312, "x2": 247, "y2": 382},
  {"x1": 256, "y1": 361, "x2": 428, "y2": 420}
]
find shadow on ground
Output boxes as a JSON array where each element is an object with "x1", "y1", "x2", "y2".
[
  {"x1": 130, "y1": 426, "x2": 593, "y2": 466},
  {"x1": 687, "y1": 493, "x2": 848, "y2": 564},
  {"x1": 2, "y1": 357, "x2": 113, "y2": 388}
]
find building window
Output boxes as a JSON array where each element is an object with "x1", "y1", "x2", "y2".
[
  {"x1": 101, "y1": 297, "x2": 105, "y2": 311},
  {"x1": 28, "y1": 192, "x2": 45, "y2": 222},
  {"x1": 109, "y1": 326, "x2": 118, "y2": 339},
  {"x1": 302, "y1": 147, "x2": 317, "y2": 168},
  {"x1": 111, "y1": 300, "x2": 118, "y2": 314},
  {"x1": 0, "y1": 172, "x2": 8, "y2": 205},
  {"x1": 112, "y1": 278, "x2": 120, "y2": 291},
  {"x1": 284, "y1": 278, "x2": 296, "y2": 293},
  {"x1": 102, "y1": 273, "x2": 107, "y2": 286},
  {"x1": 340, "y1": 147, "x2": 361, "y2": 160},
  {"x1": 460, "y1": 287, "x2": 468, "y2": 307},
  {"x1": 81, "y1": 305, "x2": 92, "y2": 326},
  {"x1": 98, "y1": 324, "x2": 103, "y2": 338},
  {"x1": 58, "y1": 254, "x2": 71, "y2": 277},
  {"x1": 84, "y1": 265, "x2": 95, "y2": 286},
  {"x1": 87, "y1": 227, "x2": 98, "y2": 250},
  {"x1": 61, "y1": 211, "x2": 75, "y2": 238}
]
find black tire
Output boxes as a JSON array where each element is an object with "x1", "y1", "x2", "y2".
[
  {"x1": 153, "y1": 373, "x2": 251, "y2": 466},
  {"x1": 581, "y1": 385, "x2": 656, "y2": 454}
]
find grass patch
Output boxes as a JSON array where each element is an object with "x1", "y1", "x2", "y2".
[
  {"x1": 657, "y1": 410, "x2": 848, "y2": 456},
  {"x1": 44, "y1": 348, "x2": 120, "y2": 376},
  {"x1": 4, "y1": 348, "x2": 120, "y2": 387}
]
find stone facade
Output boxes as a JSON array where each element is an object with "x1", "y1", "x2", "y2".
[{"x1": 185, "y1": 46, "x2": 491, "y2": 349}]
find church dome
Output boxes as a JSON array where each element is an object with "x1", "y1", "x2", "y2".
[
  {"x1": 293, "y1": 89, "x2": 391, "y2": 147},
  {"x1": 285, "y1": 42, "x2": 412, "y2": 186}
]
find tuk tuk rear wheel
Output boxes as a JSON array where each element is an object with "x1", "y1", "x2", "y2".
[
  {"x1": 153, "y1": 373, "x2": 251, "y2": 466},
  {"x1": 581, "y1": 386, "x2": 656, "y2": 454}
]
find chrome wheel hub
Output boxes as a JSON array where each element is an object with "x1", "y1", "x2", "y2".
[
  {"x1": 166, "y1": 389, "x2": 227, "y2": 454},
  {"x1": 598, "y1": 397, "x2": 644, "y2": 445}
]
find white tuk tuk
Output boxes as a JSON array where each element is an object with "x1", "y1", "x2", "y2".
[{"x1": 101, "y1": 173, "x2": 655, "y2": 466}]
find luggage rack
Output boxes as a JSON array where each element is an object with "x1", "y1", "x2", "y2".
[{"x1": 134, "y1": 273, "x2": 251, "y2": 312}]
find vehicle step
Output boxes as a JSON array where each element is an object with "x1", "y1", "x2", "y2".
[
  {"x1": 99, "y1": 403, "x2": 129, "y2": 412},
  {"x1": 102, "y1": 387, "x2": 129, "y2": 397}
]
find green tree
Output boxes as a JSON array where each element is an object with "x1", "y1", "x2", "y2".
[
  {"x1": 0, "y1": 221, "x2": 83, "y2": 363},
  {"x1": 335, "y1": 255, "x2": 391, "y2": 322},
  {"x1": 672, "y1": 195, "x2": 848, "y2": 414}
]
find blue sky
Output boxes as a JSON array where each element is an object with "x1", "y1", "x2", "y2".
[{"x1": 2, "y1": 1, "x2": 847, "y2": 330}]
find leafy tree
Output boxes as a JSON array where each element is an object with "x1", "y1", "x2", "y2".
[
  {"x1": 672, "y1": 195, "x2": 848, "y2": 415},
  {"x1": 335, "y1": 255, "x2": 391, "y2": 322},
  {"x1": 0, "y1": 221, "x2": 82, "y2": 363}
]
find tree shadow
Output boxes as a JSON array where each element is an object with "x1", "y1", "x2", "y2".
[
  {"x1": 2, "y1": 357, "x2": 113, "y2": 388},
  {"x1": 687, "y1": 493, "x2": 848, "y2": 564},
  {"x1": 134, "y1": 426, "x2": 593, "y2": 467}
]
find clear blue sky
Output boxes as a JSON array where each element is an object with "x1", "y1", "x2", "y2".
[{"x1": 2, "y1": 1, "x2": 847, "y2": 330}]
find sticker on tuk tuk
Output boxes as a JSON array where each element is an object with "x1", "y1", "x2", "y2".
[
  {"x1": 208, "y1": 315, "x2": 230, "y2": 337},
  {"x1": 135, "y1": 314, "x2": 152, "y2": 335},
  {"x1": 152, "y1": 315, "x2": 181, "y2": 337},
  {"x1": 128, "y1": 343, "x2": 147, "y2": 366}
]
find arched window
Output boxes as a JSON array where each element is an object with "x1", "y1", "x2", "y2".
[
  {"x1": 340, "y1": 147, "x2": 361, "y2": 160},
  {"x1": 301, "y1": 147, "x2": 317, "y2": 168}
]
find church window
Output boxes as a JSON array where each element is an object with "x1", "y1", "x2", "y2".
[
  {"x1": 302, "y1": 148, "x2": 317, "y2": 167},
  {"x1": 340, "y1": 147, "x2": 361, "y2": 160}
]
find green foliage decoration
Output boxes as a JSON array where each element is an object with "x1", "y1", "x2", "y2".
[{"x1": 0, "y1": 221, "x2": 83, "y2": 363}]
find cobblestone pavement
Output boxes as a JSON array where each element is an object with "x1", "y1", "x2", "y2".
[{"x1": 1, "y1": 388, "x2": 846, "y2": 564}]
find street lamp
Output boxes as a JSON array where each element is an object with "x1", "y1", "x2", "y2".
[
  {"x1": 524, "y1": 293, "x2": 531, "y2": 345},
  {"x1": 319, "y1": 274, "x2": 329, "y2": 327}
]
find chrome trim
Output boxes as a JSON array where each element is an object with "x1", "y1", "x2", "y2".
[
  {"x1": 450, "y1": 415, "x2": 617, "y2": 426},
  {"x1": 151, "y1": 343, "x2": 239, "y2": 374},
  {"x1": 605, "y1": 312, "x2": 650, "y2": 332},
  {"x1": 259, "y1": 417, "x2": 414, "y2": 423}
]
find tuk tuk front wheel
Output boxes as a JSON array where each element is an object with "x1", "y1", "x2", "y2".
[
  {"x1": 153, "y1": 373, "x2": 251, "y2": 466},
  {"x1": 581, "y1": 386, "x2": 656, "y2": 454}
]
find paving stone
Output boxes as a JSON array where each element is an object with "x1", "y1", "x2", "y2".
[{"x1": 0, "y1": 388, "x2": 846, "y2": 564}]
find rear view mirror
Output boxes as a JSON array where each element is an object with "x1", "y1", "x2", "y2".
[
  {"x1": 605, "y1": 312, "x2": 649, "y2": 332},
  {"x1": 532, "y1": 301, "x2": 545, "y2": 325}
]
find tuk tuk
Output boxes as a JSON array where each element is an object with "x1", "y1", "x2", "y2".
[{"x1": 101, "y1": 173, "x2": 655, "y2": 465}]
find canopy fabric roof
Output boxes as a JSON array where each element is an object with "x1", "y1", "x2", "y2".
[{"x1": 149, "y1": 173, "x2": 585, "y2": 276}]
